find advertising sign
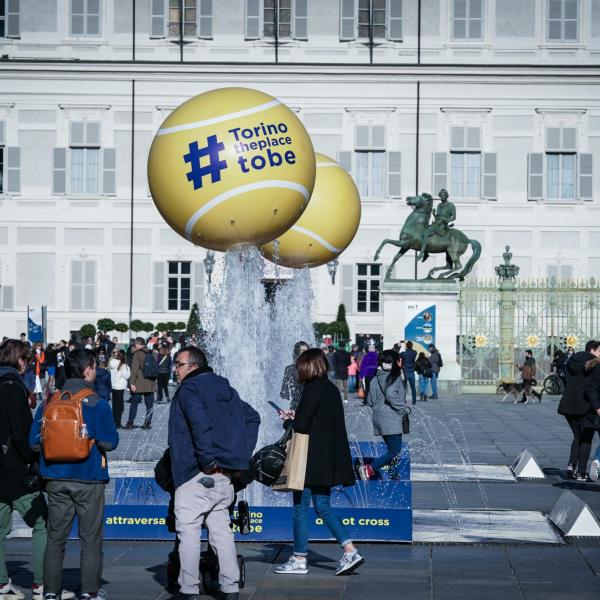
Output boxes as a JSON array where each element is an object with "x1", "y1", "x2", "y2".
[
  {"x1": 404, "y1": 303, "x2": 435, "y2": 354},
  {"x1": 27, "y1": 306, "x2": 43, "y2": 343}
]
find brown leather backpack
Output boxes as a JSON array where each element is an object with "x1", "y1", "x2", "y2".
[{"x1": 41, "y1": 389, "x2": 95, "y2": 462}]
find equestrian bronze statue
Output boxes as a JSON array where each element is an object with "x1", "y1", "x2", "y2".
[{"x1": 374, "y1": 190, "x2": 481, "y2": 281}]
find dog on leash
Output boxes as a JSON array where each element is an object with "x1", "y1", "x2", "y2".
[{"x1": 497, "y1": 381, "x2": 543, "y2": 403}]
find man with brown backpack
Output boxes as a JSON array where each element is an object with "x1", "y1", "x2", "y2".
[{"x1": 29, "y1": 349, "x2": 119, "y2": 600}]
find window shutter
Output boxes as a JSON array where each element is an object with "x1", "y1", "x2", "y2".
[
  {"x1": 432, "y1": 152, "x2": 448, "y2": 194},
  {"x1": 151, "y1": 0, "x2": 165, "y2": 36},
  {"x1": 467, "y1": 127, "x2": 480, "y2": 150},
  {"x1": 102, "y1": 148, "x2": 116, "y2": 195},
  {"x1": 546, "y1": 127, "x2": 560, "y2": 150},
  {"x1": 193, "y1": 262, "x2": 205, "y2": 308},
  {"x1": 0, "y1": 122, "x2": 5, "y2": 145},
  {"x1": 71, "y1": 260, "x2": 83, "y2": 310},
  {"x1": 579, "y1": 153, "x2": 592, "y2": 201},
  {"x1": 71, "y1": 0, "x2": 84, "y2": 35},
  {"x1": 387, "y1": 152, "x2": 401, "y2": 197},
  {"x1": 371, "y1": 125, "x2": 385, "y2": 149},
  {"x1": 6, "y1": 147, "x2": 20, "y2": 193},
  {"x1": 84, "y1": 261, "x2": 96, "y2": 310},
  {"x1": 294, "y1": 0, "x2": 308, "y2": 39},
  {"x1": 7, "y1": 0, "x2": 20, "y2": 37},
  {"x1": 355, "y1": 125, "x2": 369, "y2": 149},
  {"x1": 246, "y1": 0, "x2": 260, "y2": 39},
  {"x1": 52, "y1": 148, "x2": 67, "y2": 194},
  {"x1": 388, "y1": 0, "x2": 402, "y2": 40},
  {"x1": 528, "y1": 153, "x2": 544, "y2": 201},
  {"x1": 482, "y1": 153, "x2": 497, "y2": 200},
  {"x1": 341, "y1": 263, "x2": 354, "y2": 314},
  {"x1": 1, "y1": 285, "x2": 14, "y2": 310},
  {"x1": 153, "y1": 262, "x2": 165, "y2": 311},
  {"x1": 198, "y1": 0, "x2": 213, "y2": 38},
  {"x1": 337, "y1": 151, "x2": 352, "y2": 174},
  {"x1": 340, "y1": 0, "x2": 355, "y2": 40}
]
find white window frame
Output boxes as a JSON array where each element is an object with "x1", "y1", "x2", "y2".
[
  {"x1": 547, "y1": 0, "x2": 579, "y2": 42},
  {"x1": 69, "y1": 121, "x2": 101, "y2": 196},
  {"x1": 246, "y1": 0, "x2": 307, "y2": 40},
  {"x1": 69, "y1": 0, "x2": 101, "y2": 37},
  {"x1": 341, "y1": 0, "x2": 402, "y2": 42},
  {"x1": 70, "y1": 259, "x2": 96, "y2": 311},
  {"x1": 167, "y1": 260, "x2": 192, "y2": 311},
  {"x1": 546, "y1": 153, "x2": 576, "y2": 201},
  {"x1": 449, "y1": 126, "x2": 481, "y2": 200},
  {"x1": 354, "y1": 125, "x2": 386, "y2": 199},
  {"x1": 356, "y1": 263, "x2": 382, "y2": 314},
  {"x1": 451, "y1": 0, "x2": 484, "y2": 42}
]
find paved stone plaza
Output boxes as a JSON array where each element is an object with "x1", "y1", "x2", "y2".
[{"x1": 6, "y1": 391, "x2": 600, "y2": 599}]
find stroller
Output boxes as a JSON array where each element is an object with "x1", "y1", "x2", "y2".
[{"x1": 155, "y1": 449, "x2": 251, "y2": 595}]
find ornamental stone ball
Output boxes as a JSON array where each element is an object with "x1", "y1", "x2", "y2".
[{"x1": 148, "y1": 87, "x2": 316, "y2": 251}]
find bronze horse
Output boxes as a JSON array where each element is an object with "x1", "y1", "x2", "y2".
[{"x1": 374, "y1": 194, "x2": 481, "y2": 280}]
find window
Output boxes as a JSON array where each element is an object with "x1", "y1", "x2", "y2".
[
  {"x1": 0, "y1": 120, "x2": 20, "y2": 195},
  {"x1": 152, "y1": 0, "x2": 212, "y2": 39},
  {"x1": 1, "y1": 0, "x2": 20, "y2": 38},
  {"x1": 450, "y1": 126, "x2": 481, "y2": 199},
  {"x1": 70, "y1": 0, "x2": 101, "y2": 36},
  {"x1": 169, "y1": 0, "x2": 196, "y2": 37},
  {"x1": 528, "y1": 127, "x2": 592, "y2": 202},
  {"x1": 69, "y1": 121, "x2": 100, "y2": 195},
  {"x1": 452, "y1": 0, "x2": 483, "y2": 41},
  {"x1": 246, "y1": 0, "x2": 307, "y2": 40},
  {"x1": 355, "y1": 125, "x2": 385, "y2": 197},
  {"x1": 71, "y1": 259, "x2": 96, "y2": 311},
  {"x1": 547, "y1": 0, "x2": 578, "y2": 42},
  {"x1": 547, "y1": 264, "x2": 573, "y2": 281},
  {"x1": 340, "y1": 0, "x2": 402, "y2": 41},
  {"x1": 356, "y1": 264, "x2": 381, "y2": 313},
  {"x1": 168, "y1": 261, "x2": 191, "y2": 311}
]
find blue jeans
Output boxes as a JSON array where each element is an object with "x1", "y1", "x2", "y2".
[
  {"x1": 419, "y1": 376, "x2": 430, "y2": 396},
  {"x1": 405, "y1": 373, "x2": 416, "y2": 404},
  {"x1": 430, "y1": 372, "x2": 438, "y2": 397},
  {"x1": 127, "y1": 392, "x2": 154, "y2": 425},
  {"x1": 371, "y1": 434, "x2": 403, "y2": 479},
  {"x1": 292, "y1": 487, "x2": 352, "y2": 556},
  {"x1": 348, "y1": 375, "x2": 356, "y2": 393}
]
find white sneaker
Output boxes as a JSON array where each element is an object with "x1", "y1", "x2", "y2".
[
  {"x1": 334, "y1": 550, "x2": 364, "y2": 576},
  {"x1": 0, "y1": 579, "x2": 25, "y2": 600},
  {"x1": 590, "y1": 458, "x2": 600, "y2": 482},
  {"x1": 274, "y1": 556, "x2": 308, "y2": 575},
  {"x1": 32, "y1": 585, "x2": 75, "y2": 600}
]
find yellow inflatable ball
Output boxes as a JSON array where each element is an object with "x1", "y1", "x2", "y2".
[
  {"x1": 260, "y1": 153, "x2": 361, "y2": 268},
  {"x1": 147, "y1": 87, "x2": 316, "y2": 251}
]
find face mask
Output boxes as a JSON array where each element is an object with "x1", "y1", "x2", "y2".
[{"x1": 381, "y1": 363, "x2": 392, "y2": 371}]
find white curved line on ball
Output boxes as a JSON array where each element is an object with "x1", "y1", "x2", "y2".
[
  {"x1": 317, "y1": 162, "x2": 340, "y2": 168},
  {"x1": 157, "y1": 99, "x2": 282, "y2": 136},
  {"x1": 184, "y1": 180, "x2": 310, "y2": 240},
  {"x1": 290, "y1": 225, "x2": 342, "y2": 254}
]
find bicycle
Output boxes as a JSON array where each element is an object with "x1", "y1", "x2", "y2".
[{"x1": 542, "y1": 373, "x2": 565, "y2": 396}]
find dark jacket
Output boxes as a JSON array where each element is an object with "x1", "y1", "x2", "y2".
[
  {"x1": 94, "y1": 367, "x2": 112, "y2": 402},
  {"x1": 415, "y1": 356, "x2": 432, "y2": 378},
  {"x1": 359, "y1": 351, "x2": 379, "y2": 378},
  {"x1": 0, "y1": 367, "x2": 36, "y2": 501},
  {"x1": 157, "y1": 353, "x2": 172, "y2": 375},
  {"x1": 130, "y1": 348, "x2": 156, "y2": 394},
  {"x1": 333, "y1": 349, "x2": 351, "y2": 380},
  {"x1": 558, "y1": 351, "x2": 598, "y2": 416},
  {"x1": 400, "y1": 348, "x2": 417, "y2": 374},
  {"x1": 293, "y1": 376, "x2": 355, "y2": 487},
  {"x1": 428, "y1": 350, "x2": 442, "y2": 374},
  {"x1": 29, "y1": 378, "x2": 119, "y2": 482},
  {"x1": 584, "y1": 362, "x2": 600, "y2": 414},
  {"x1": 168, "y1": 369, "x2": 260, "y2": 489}
]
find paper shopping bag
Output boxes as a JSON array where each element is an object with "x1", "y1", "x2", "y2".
[{"x1": 272, "y1": 432, "x2": 309, "y2": 492}]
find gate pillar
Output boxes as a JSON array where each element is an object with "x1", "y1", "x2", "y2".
[{"x1": 495, "y1": 246, "x2": 520, "y2": 383}]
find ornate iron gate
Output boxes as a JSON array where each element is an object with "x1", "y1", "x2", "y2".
[{"x1": 459, "y1": 270, "x2": 600, "y2": 386}]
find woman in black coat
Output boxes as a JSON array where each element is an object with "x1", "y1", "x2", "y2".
[{"x1": 275, "y1": 349, "x2": 364, "y2": 577}]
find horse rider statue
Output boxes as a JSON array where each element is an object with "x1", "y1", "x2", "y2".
[{"x1": 416, "y1": 189, "x2": 456, "y2": 262}]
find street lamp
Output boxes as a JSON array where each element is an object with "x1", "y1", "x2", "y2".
[
  {"x1": 203, "y1": 250, "x2": 215, "y2": 287},
  {"x1": 327, "y1": 259, "x2": 339, "y2": 285}
]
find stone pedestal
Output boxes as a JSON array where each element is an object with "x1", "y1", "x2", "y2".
[{"x1": 382, "y1": 279, "x2": 461, "y2": 384}]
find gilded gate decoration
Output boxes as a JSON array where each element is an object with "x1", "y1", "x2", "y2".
[{"x1": 459, "y1": 247, "x2": 600, "y2": 386}]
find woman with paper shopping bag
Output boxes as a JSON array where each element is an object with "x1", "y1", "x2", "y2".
[{"x1": 275, "y1": 348, "x2": 365, "y2": 577}]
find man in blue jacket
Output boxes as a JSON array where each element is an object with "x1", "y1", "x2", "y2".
[
  {"x1": 169, "y1": 346, "x2": 259, "y2": 600},
  {"x1": 30, "y1": 349, "x2": 118, "y2": 600}
]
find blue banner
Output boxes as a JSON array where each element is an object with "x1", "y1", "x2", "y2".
[
  {"x1": 404, "y1": 303, "x2": 435, "y2": 354},
  {"x1": 27, "y1": 307, "x2": 43, "y2": 343}
]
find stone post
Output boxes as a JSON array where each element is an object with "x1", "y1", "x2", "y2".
[{"x1": 495, "y1": 246, "x2": 520, "y2": 383}]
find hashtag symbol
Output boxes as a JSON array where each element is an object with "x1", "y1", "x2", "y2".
[{"x1": 183, "y1": 135, "x2": 228, "y2": 190}]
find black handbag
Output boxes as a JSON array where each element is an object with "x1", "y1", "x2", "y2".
[
  {"x1": 250, "y1": 426, "x2": 293, "y2": 486},
  {"x1": 584, "y1": 414, "x2": 600, "y2": 431},
  {"x1": 402, "y1": 409, "x2": 411, "y2": 434}
]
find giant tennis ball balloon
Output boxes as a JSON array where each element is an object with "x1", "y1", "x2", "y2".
[
  {"x1": 148, "y1": 88, "x2": 316, "y2": 251},
  {"x1": 260, "y1": 153, "x2": 361, "y2": 268}
]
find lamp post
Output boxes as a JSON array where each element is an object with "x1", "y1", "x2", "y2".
[
  {"x1": 327, "y1": 259, "x2": 339, "y2": 285},
  {"x1": 203, "y1": 250, "x2": 215, "y2": 288}
]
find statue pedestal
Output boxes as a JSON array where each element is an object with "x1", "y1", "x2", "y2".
[{"x1": 382, "y1": 279, "x2": 461, "y2": 386}]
